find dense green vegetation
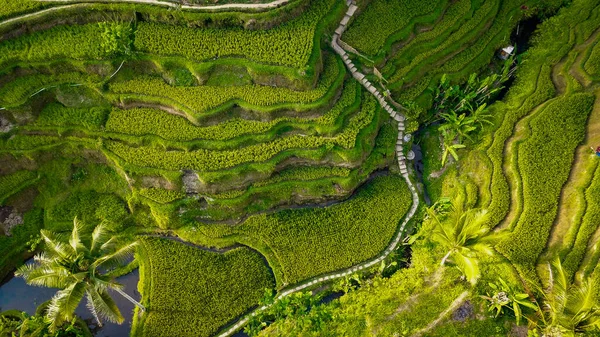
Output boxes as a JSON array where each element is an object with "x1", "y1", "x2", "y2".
[
  {"x1": 134, "y1": 0, "x2": 334, "y2": 69},
  {"x1": 1, "y1": 0, "x2": 599, "y2": 336},
  {"x1": 138, "y1": 238, "x2": 275, "y2": 337},
  {"x1": 192, "y1": 174, "x2": 412, "y2": 285}
]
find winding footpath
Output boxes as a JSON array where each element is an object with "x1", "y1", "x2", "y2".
[
  {"x1": 35, "y1": 0, "x2": 291, "y2": 10},
  {"x1": 0, "y1": 0, "x2": 292, "y2": 29},
  {"x1": 217, "y1": 1, "x2": 420, "y2": 336}
]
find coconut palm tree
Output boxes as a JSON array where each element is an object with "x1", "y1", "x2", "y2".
[
  {"x1": 532, "y1": 259, "x2": 600, "y2": 335},
  {"x1": 426, "y1": 202, "x2": 504, "y2": 284},
  {"x1": 15, "y1": 218, "x2": 144, "y2": 332}
]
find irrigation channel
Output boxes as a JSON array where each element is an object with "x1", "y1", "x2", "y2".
[{"x1": 0, "y1": 262, "x2": 140, "y2": 337}]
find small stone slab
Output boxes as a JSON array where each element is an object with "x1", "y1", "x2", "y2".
[
  {"x1": 340, "y1": 15, "x2": 351, "y2": 26},
  {"x1": 348, "y1": 4, "x2": 358, "y2": 16}
]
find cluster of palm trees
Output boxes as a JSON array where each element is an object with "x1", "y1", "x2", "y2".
[
  {"x1": 425, "y1": 198, "x2": 600, "y2": 334},
  {"x1": 15, "y1": 218, "x2": 143, "y2": 332}
]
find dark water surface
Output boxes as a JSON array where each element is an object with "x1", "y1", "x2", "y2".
[{"x1": 0, "y1": 265, "x2": 140, "y2": 337}]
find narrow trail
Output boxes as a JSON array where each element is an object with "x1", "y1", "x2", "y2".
[
  {"x1": 411, "y1": 290, "x2": 470, "y2": 337},
  {"x1": 36, "y1": 0, "x2": 292, "y2": 11},
  {"x1": 0, "y1": 0, "x2": 292, "y2": 30},
  {"x1": 369, "y1": 268, "x2": 445, "y2": 336},
  {"x1": 216, "y1": 1, "x2": 421, "y2": 336}
]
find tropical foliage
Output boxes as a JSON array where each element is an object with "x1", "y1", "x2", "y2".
[
  {"x1": 425, "y1": 199, "x2": 504, "y2": 284},
  {"x1": 15, "y1": 219, "x2": 142, "y2": 331}
]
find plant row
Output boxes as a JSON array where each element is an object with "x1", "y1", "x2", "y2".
[
  {"x1": 495, "y1": 93, "x2": 594, "y2": 277},
  {"x1": 138, "y1": 237, "x2": 275, "y2": 337},
  {"x1": 342, "y1": 0, "x2": 444, "y2": 56},
  {"x1": 104, "y1": 94, "x2": 378, "y2": 172},
  {"x1": 485, "y1": 0, "x2": 600, "y2": 228},
  {"x1": 108, "y1": 53, "x2": 343, "y2": 118},
  {"x1": 104, "y1": 79, "x2": 359, "y2": 143},
  {"x1": 134, "y1": 0, "x2": 334, "y2": 68},
  {"x1": 197, "y1": 174, "x2": 412, "y2": 285}
]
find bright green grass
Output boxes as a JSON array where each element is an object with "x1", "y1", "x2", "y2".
[
  {"x1": 343, "y1": 0, "x2": 444, "y2": 56},
  {"x1": 496, "y1": 93, "x2": 594, "y2": 279}
]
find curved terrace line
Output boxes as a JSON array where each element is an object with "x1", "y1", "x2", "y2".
[
  {"x1": 35, "y1": 0, "x2": 292, "y2": 11},
  {"x1": 216, "y1": 1, "x2": 421, "y2": 336}
]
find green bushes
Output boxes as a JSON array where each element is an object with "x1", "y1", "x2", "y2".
[
  {"x1": 134, "y1": 0, "x2": 334, "y2": 68},
  {"x1": 0, "y1": 170, "x2": 37, "y2": 204},
  {"x1": 342, "y1": 0, "x2": 444, "y2": 56},
  {"x1": 496, "y1": 94, "x2": 594, "y2": 274},
  {"x1": 108, "y1": 53, "x2": 343, "y2": 117},
  {"x1": 47, "y1": 190, "x2": 128, "y2": 229},
  {"x1": 200, "y1": 174, "x2": 413, "y2": 285},
  {"x1": 139, "y1": 237, "x2": 275, "y2": 337}
]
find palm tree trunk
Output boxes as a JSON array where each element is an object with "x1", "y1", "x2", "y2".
[
  {"x1": 114, "y1": 288, "x2": 146, "y2": 312},
  {"x1": 441, "y1": 251, "x2": 452, "y2": 266}
]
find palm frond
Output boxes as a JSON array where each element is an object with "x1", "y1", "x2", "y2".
[
  {"x1": 69, "y1": 217, "x2": 87, "y2": 254},
  {"x1": 93, "y1": 241, "x2": 138, "y2": 272},
  {"x1": 90, "y1": 222, "x2": 110, "y2": 254},
  {"x1": 452, "y1": 252, "x2": 480, "y2": 285},
  {"x1": 15, "y1": 262, "x2": 70, "y2": 289},
  {"x1": 87, "y1": 286, "x2": 124, "y2": 324},
  {"x1": 46, "y1": 282, "x2": 86, "y2": 331},
  {"x1": 41, "y1": 230, "x2": 76, "y2": 261}
]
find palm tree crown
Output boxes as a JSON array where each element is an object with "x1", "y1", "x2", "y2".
[
  {"x1": 426, "y1": 201, "x2": 504, "y2": 284},
  {"x1": 15, "y1": 218, "x2": 143, "y2": 331}
]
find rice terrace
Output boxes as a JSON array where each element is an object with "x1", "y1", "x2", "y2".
[{"x1": 1, "y1": 0, "x2": 600, "y2": 336}]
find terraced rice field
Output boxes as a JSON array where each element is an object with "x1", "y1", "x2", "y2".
[{"x1": 1, "y1": 0, "x2": 600, "y2": 336}]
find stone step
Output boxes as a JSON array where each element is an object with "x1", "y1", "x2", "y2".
[{"x1": 348, "y1": 4, "x2": 358, "y2": 16}]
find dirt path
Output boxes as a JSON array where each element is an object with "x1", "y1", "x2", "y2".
[
  {"x1": 36, "y1": 0, "x2": 291, "y2": 11},
  {"x1": 411, "y1": 290, "x2": 470, "y2": 337},
  {"x1": 0, "y1": 0, "x2": 292, "y2": 30}
]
